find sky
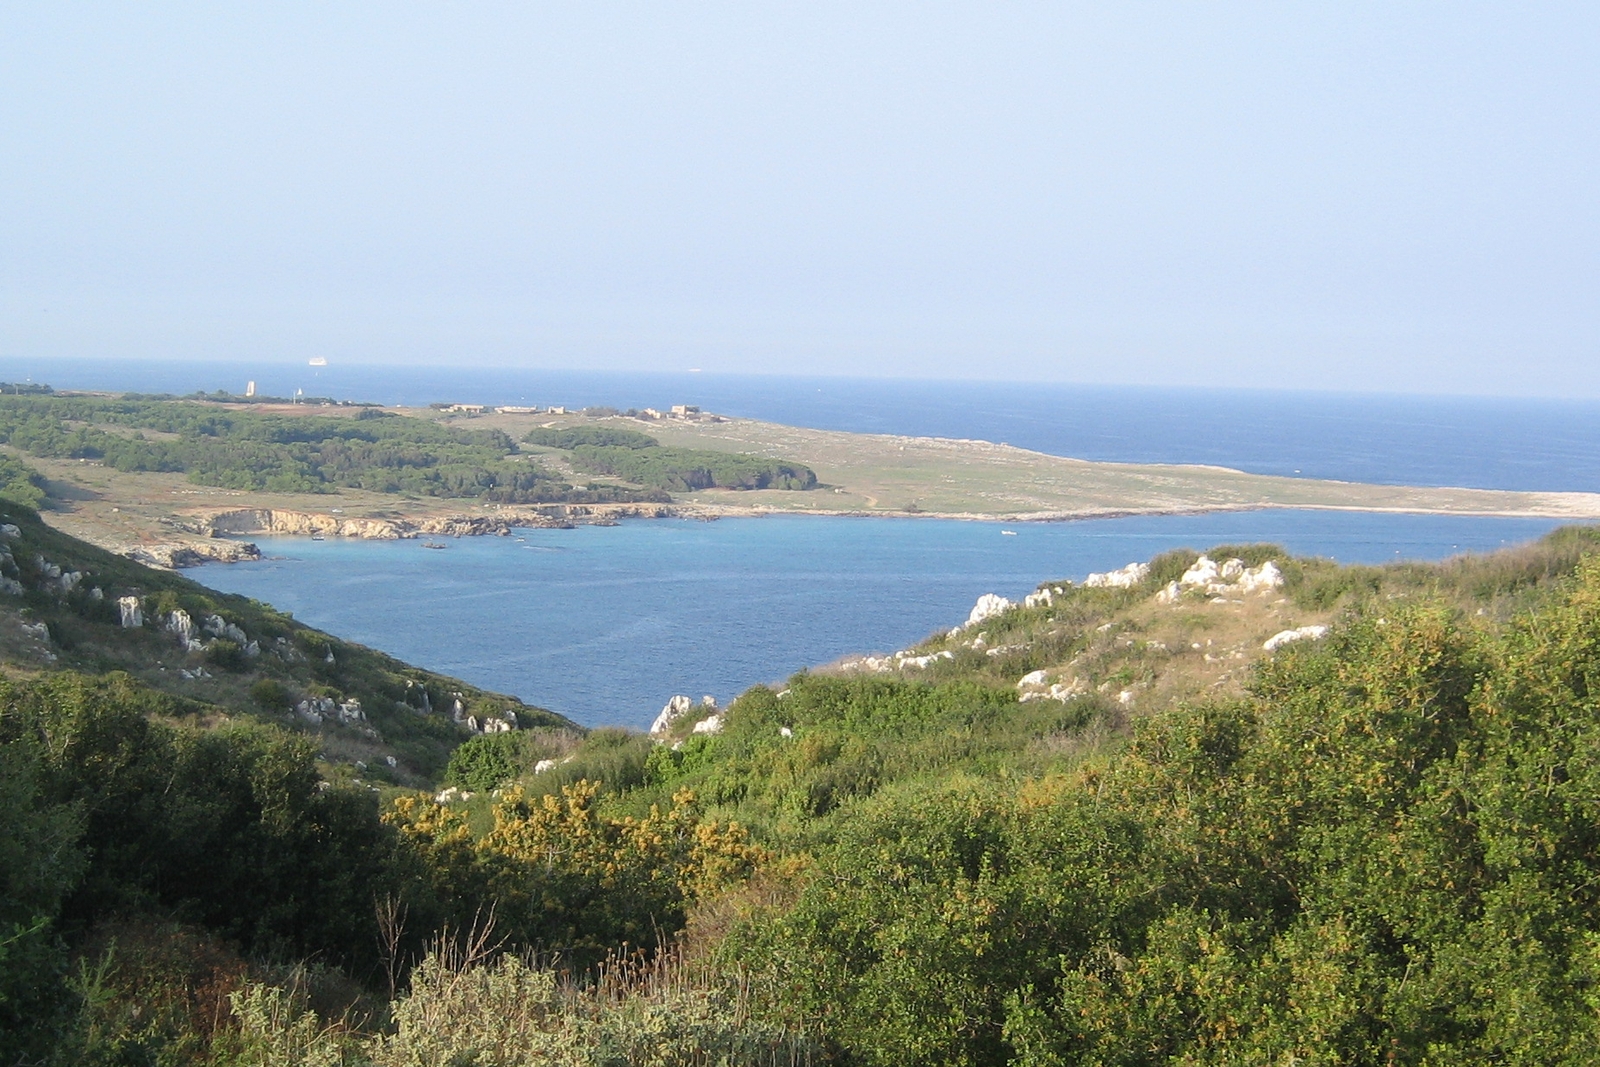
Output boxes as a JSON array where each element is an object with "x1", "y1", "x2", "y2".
[{"x1": 3, "y1": 4, "x2": 1598, "y2": 396}]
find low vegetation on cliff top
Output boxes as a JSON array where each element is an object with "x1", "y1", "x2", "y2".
[
  {"x1": 0, "y1": 390, "x2": 819, "y2": 510},
  {"x1": 6, "y1": 518, "x2": 1600, "y2": 1064}
]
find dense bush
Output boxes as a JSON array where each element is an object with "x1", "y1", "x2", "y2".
[
  {"x1": 0, "y1": 395, "x2": 665, "y2": 505},
  {"x1": 723, "y1": 559, "x2": 1600, "y2": 1065},
  {"x1": 568, "y1": 444, "x2": 817, "y2": 491}
]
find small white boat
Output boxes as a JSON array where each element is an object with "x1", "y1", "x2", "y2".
[
  {"x1": 308, "y1": 356, "x2": 328, "y2": 367},
  {"x1": 1001, "y1": 530, "x2": 1018, "y2": 536}
]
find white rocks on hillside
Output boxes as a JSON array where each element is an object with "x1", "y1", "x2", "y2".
[
  {"x1": 1263, "y1": 625, "x2": 1329, "y2": 651},
  {"x1": 1017, "y1": 669, "x2": 1050, "y2": 688},
  {"x1": 1083, "y1": 562, "x2": 1149, "y2": 589},
  {"x1": 117, "y1": 596, "x2": 143, "y2": 628},
  {"x1": 651, "y1": 694, "x2": 696, "y2": 736},
  {"x1": 1019, "y1": 678, "x2": 1089, "y2": 704},
  {"x1": 692, "y1": 714, "x2": 724, "y2": 735},
  {"x1": 1156, "y1": 556, "x2": 1284, "y2": 603},
  {"x1": 844, "y1": 648, "x2": 954, "y2": 673},
  {"x1": 165, "y1": 610, "x2": 208, "y2": 652},
  {"x1": 958, "y1": 593, "x2": 1013, "y2": 630},
  {"x1": 1023, "y1": 584, "x2": 1067, "y2": 609},
  {"x1": 534, "y1": 759, "x2": 557, "y2": 774}
]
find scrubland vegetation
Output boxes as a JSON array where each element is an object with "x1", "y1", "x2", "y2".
[
  {"x1": 523, "y1": 425, "x2": 818, "y2": 492},
  {"x1": 0, "y1": 393, "x2": 662, "y2": 504},
  {"x1": 5, "y1": 504, "x2": 1600, "y2": 1063}
]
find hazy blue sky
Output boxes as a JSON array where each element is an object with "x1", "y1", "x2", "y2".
[{"x1": 3, "y1": 4, "x2": 1597, "y2": 394}]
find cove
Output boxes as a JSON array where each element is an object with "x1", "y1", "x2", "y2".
[{"x1": 195, "y1": 510, "x2": 1575, "y2": 729}]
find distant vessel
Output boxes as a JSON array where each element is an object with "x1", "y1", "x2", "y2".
[
  {"x1": 1001, "y1": 530, "x2": 1018, "y2": 536},
  {"x1": 308, "y1": 357, "x2": 328, "y2": 367},
  {"x1": 310, "y1": 532, "x2": 326, "y2": 541},
  {"x1": 421, "y1": 541, "x2": 448, "y2": 550}
]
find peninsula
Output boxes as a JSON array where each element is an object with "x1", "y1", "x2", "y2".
[{"x1": 5, "y1": 390, "x2": 1598, "y2": 565}]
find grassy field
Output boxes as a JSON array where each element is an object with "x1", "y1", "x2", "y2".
[{"x1": 599, "y1": 412, "x2": 1600, "y2": 520}]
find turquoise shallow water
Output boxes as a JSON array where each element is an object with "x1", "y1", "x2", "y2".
[{"x1": 195, "y1": 510, "x2": 1575, "y2": 729}]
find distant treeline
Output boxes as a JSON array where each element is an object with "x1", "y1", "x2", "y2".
[
  {"x1": 0, "y1": 395, "x2": 666, "y2": 504},
  {"x1": 524, "y1": 425, "x2": 818, "y2": 492}
]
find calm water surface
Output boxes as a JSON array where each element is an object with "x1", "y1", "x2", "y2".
[{"x1": 196, "y1": 511, "x2": 1574, "y2": 729}]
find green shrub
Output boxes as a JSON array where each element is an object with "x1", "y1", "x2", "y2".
[{"x1": 250, "y1": 679, "x2": 292, "y2": 711}]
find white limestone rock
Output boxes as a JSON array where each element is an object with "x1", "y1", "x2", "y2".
[
  {"x1": 1083, "y1": 562, "x2": 1149, "y2": 589},
  {"x1": 651, "y1": 694, "x2": 696, "y2": 736},
  {"x1": 1018, "y1": 678, "x2": 1088, "y2": 703},
  {"x1": 1017, "y1": 669, "x2": 1051, "y2": 688},
  {"x1": 1175, "y1": 556, "x2": 1284, "y2": 598},
  {"x1": 1236, "y1": 561, "x2": 1284, "y2": 593},
  {"x1": 117, "y1": 596, "x2": 143, "y2": 628},
  {"x1": 959, "y1": 593, "x2": 1013, "y2": 630},
  {"x1": 1263, "y1": 625, "x2": 1329, "y2": 651},
  {"x1": 533, "y1": 759, "x2": 558, "y2": 774},
  {"x1": 692, "y1": 713, "x2": 724, "y2": 735}
]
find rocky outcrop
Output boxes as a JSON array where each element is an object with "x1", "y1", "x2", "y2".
[
  {"x1": 1155, "y1": 556, "x2": 1284, "y2": 604},
  {"x1": 1263, "y1": 625, "x2": 1328, "y2": 651},
  {"x1": 1083, "y1": 562, "x2": 1149, "y2": 589},
  {"x1": 651, "y1": 694, "x2": 718, "y2": 736},
  {"x1": 133, "y1": 538, "x2": 262, "y2": 569},
  {"x1": 117, "y1": 596, "x2": 143, "y2": 628},
  {"x1": 842, "y1": 648, "x2": 954, "y2": 673},
  {"x1": 958, "y1": 593, "x2": 1013, "y2": 631},
  {"x1": 188, "y1": 503, "x2": 679, "y2": 543}
]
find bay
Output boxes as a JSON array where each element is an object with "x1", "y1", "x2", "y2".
[{"x1": 196, "y1": 510, "x2": 1572, "y2": 729}]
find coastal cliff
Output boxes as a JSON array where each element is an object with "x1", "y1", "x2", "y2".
[{"x1": 160, "y1": 502, "x2": 680, "y2": 556}]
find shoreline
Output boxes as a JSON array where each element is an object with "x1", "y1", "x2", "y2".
[{"x1": 149, "y1": 496, "x2": 1600, "y2": 569}]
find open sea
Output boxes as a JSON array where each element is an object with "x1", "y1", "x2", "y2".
[{"x1": 11, "y1": 358, "x2": 1598, "y2": 728}]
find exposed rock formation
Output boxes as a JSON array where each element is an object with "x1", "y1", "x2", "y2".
[
  {"x1": 1156, "y1": 556, "x2": 1285, "y2": 604},
  {"x1": 958, "y1": 593, "x2": 1013, "y2": 631},
  {"x1": 117, "y1": 596, "x2": 143, "y2": 628},
  {"x1": 1263, "y1": 625, "x2": 1329, "y2": 651},
  {"x1": 651, "y1": 694, "x2": 696, "y2": 736},
  {"x1": 130, "y1": 539, "x2": 262, "y2": 569},
  {"x1": 1083, "y1": 562, "x2": 1149, "y2": 588}
]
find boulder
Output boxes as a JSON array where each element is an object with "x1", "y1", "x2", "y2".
[
  {"x1": 651, "y1": 694, "x2": 695, "y2": 736},
  {"x1": 959, "y1": 593, "x2": 1013, "y2": 630},
  {"x1": 897, "y1": 650, "x2": 954, "y2": 669},
  {"x1": 1263, "y1": 625, "x2": 1329, "y2": 651},
  {"x1": 1083, "y1": 562, "x2": 1149, "y2": 589},
  {"x1": 1017, "y1": 669, "x2": 1050, "y2": 688},
  {"x1": 117, "y1": 596, "x2": 143, "y2": 628},
  {"x1": 1236, "y1": 561, "x2": 1284, "y2": 593},
  {"x1": 692, "y1": 713, "x2": 724, "y2": 735}
]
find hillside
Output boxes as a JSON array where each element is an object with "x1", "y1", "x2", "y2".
[
  {"x1": 7, "y1": 521, "x2": 1600, "y2": 1065},
  {"x1": 0, "y1": 502, "x2": 578, "y2": 784}
]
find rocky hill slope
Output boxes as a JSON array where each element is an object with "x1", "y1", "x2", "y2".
[{"x1": 0, "y1": 503, "x2": 578, "y2": 784}]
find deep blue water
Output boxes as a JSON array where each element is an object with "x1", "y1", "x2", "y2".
[
  {"x1": 197, "y1": 511, "x2": 1573, "y2": 729},
  {"x1": 9, "y1": 357, "x2": 1600, "y2": 492}
]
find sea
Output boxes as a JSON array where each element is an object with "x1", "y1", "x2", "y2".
[{"x1": 11, "y1": 357, "x2": 1599, "y2": 728}]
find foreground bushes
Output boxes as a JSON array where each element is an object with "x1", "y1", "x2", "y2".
[{"x1": 727, "y1": 561, "x2": 1600, "y2": 1065}]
